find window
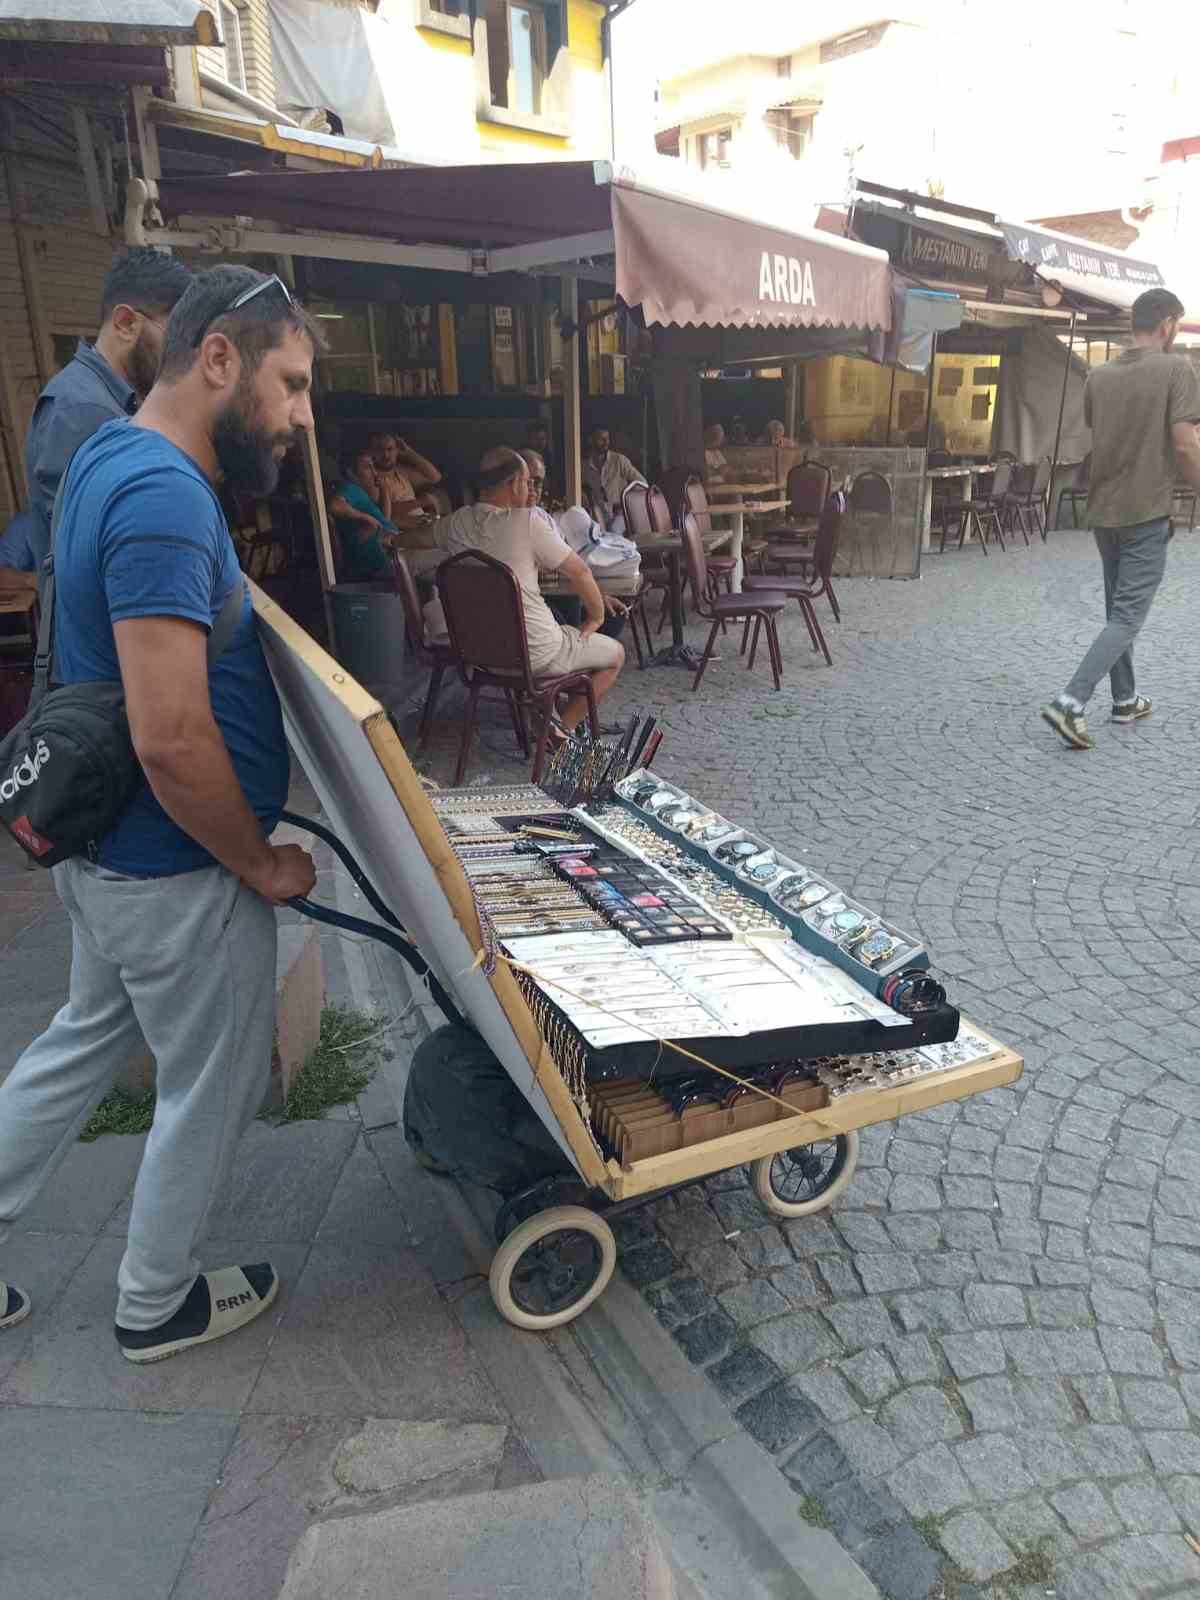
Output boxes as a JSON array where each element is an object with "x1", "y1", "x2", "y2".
[
  {"x1": 479, "y1": 0, "x2": 567, "y2": 132},
  {"x1": 819, "y1": 22, "x2": 888, "y2": 63},
  {"x1": 697, "y1": 127, "x2": 733, "y2": 170},
  {"x1": 418, "y1": 0, "x2": 471, "y2": 39},
  {"x1": 508, "y1": 1, "x2": 547, "y2": 116},
  {"x1": 486, "y1": 0, "x2": 550, "y2": 115},
  {"x1": 766, "y1": 110, "x2": 813, "y2": 159},
  {"x1": 217, "y1": 0, "x2": 245, "y2": 92}
]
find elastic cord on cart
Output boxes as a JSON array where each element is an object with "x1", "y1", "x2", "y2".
[{"x1": 289, "y1": 896, "x2": 468, "y2": 1032}]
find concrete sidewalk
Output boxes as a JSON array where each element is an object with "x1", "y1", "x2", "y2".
[{"x1": 0, "y1": 796, "x2": 880, "y2": 1600}]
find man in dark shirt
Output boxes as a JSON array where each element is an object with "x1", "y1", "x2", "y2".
[
  {"x1": 1042, "y1": 288, "x2": 1200, "y2": 749},
  {"x1": 0, "y1": 267, "x2": 322, "y2": 1360},
  {"x1": 24, "y1": 248, "x2": 192, "y2": 577}
]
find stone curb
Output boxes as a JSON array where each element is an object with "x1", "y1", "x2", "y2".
[{"x1": 331, "y1": 863, "x2": 880, "y2": 1600}]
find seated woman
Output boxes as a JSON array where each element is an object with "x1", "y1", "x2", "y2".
[{"x1": 328, "y1": 447, "x2": 398, "y2": 581}]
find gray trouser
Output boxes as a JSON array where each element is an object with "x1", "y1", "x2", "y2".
[
  {"x1": 0, "y1": 859, "x2": 276, "y2": 1329},
  {"x1": 1063, "y1": 518, "x2": 1171, "y2": 708}
]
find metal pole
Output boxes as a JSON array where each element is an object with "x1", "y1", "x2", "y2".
[
  {"x1": 915, "y1": 331, "x2": 939, "y2": 578},
  {"x1": 1048, "y1": 311, "x2": 1077, "y2": 535},
  {"x1": 560, "y1": 276, "x2": 583, "y2": 507},
  {"x1": 884, "y1": 364, "x2": 898, "y2": 447}
]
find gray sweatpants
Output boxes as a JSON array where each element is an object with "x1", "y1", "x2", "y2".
[
  {"x1": 1063, "y1": 517, "x2": 1171, "y2": 708},
  {"x1": 0, "y1": 858, "x2": 277, "y2": 1329}
]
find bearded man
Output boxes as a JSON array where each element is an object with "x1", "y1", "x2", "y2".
[
  {"x1": 24, "y1": 248, "x2": 193, "y2": 588},
  {"x1": 0, "y1": 266, "x2": 322, "y2": 1364}
]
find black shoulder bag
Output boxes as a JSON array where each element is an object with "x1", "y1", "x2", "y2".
[{"x1": 0, "y1": 486, "x2": 244, "y2": 867}]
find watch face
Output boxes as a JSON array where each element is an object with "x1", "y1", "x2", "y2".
[
  {"x1": 700, "y1": 822, "x2": 733, "y2": 843},
  {"x1": 716, "y1": 839, "x2": 759, "y2": 865},
  {"x1": 645, "y1": 789, "x2": 678, "y2": 813},
  {"x1": 631, "y1": 784, "x2": 657, "y2": 806},
  {"x1": 858, "y1": 931, "x2": 898, "y2": 964},
  {"x1": 744, "y1": 862, "x2": 782, "y2": 884},
  {"x1": 830, "y1": 910, "x2": 866, "y2": 937}
]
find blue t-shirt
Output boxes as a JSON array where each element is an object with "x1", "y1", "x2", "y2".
[{"x1": 53, "y1": 419, "x2": 289, "y2": 878}]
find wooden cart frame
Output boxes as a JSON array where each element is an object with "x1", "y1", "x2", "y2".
[{"x1": 252, "y1": 582, "x2": 1022, "y2": 1329}]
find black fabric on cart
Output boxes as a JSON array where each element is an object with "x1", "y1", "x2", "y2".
[{"x1": 402, "y1": 1024, "x2": 573, "y2": 1194}]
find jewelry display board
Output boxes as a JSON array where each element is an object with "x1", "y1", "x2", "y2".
[{"x1": 253, "y1": 585, "x2": 1022, "y2": 1200}]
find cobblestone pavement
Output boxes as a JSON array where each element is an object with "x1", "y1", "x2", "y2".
[{"x1": 411, "y1": 527, "x2": 1200, "y2": 1600}]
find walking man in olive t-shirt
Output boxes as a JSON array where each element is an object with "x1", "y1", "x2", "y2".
[{"x1": 1042, "y1": 287, "x2": 1200, "y2": 750}]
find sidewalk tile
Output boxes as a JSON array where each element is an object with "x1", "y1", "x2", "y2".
[{"x1": 0, "y1": 1404, "x2": 235, "y2": 1600}]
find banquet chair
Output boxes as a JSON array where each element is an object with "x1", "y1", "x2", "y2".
[
  {"x1": 679, "y1": 513, "x2": 788, "y2": 692},
  {"x1": 436, "y1": 551, "x2": 599, "y2": 786},
  {"x1": 764, "y1": 460, "x2": 832, "y2": 541},
  {"x1": 391, "y1": 551, "x2": 457, "y2": 748},
  {"x1": 743, "y1": 491, "x2": 846, "y2": 664}
]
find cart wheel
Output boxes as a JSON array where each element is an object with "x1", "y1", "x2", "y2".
[
  {"x1": 493, "y1": 1176, "x2": 590, "y2": 1245},
  {"x1": 489, "y1": 1205, "x2": 616, "y2": 1331},
  {"x1": 751, "y1": 1131, "x2": 859, "y2": 1218}
]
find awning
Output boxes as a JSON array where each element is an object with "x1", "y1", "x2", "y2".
[
  {"x1": 997, "y1": 219, "x2": 1164, "y2": 299},
  {"x1": 849, "y1": 182, "x2": 1165, "y2": 319},
  {"x1": 150, "y1": 160, "x2": 893, "y2": 333},
  {"x1": 0, "y1": 1, "x2": 215, "y2": 46}
]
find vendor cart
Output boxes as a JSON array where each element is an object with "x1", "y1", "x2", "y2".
[{"x1": 252, "y1": 583, "x2": 1022, "y2": 1333}]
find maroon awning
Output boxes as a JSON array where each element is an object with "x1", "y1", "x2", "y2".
[
  {"x1": 155, "y1": 161, "x2": 892, "y2": 333},
  {"x1": 610, "y1": 181, "x2": 891, "y2": 331}
]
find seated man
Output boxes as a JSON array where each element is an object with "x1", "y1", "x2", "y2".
[
  {"x1": 519, "y1": 447, "x2": 632, "y2": 643},
  {"x1": 704, "y1": 423, "x2": 728, "y2": 478},
  {"x1": 400, "y1": 448, "x2": 624, "y2": 737},
  {"x1": 581, "y1": 427, "x2": 644, "y2": 533},
  {"x1": 369, "y1": 431, "x2": 442, "y2": 527},
  {"x1": 760, "y1": 419, "x2": 796, "y2": 448},
  {"x1": 328, "y1": 447, "x2": 399, "y2": 581},
  {"x1": 0, "y1": 509, "x2": 39, "y2": 592}
]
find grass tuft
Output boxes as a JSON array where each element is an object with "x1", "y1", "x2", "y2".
[
  {"x1": 798, "y1": 1495, "x2": 831, "y2": 1529},
  {"x1": 80, "y1": 1088, "x2": 156, "y2": 1142},
  {"x1": 274, "y1": 1004, "x2": 382, "y2": 1123},
  {"x1": 1010, "y1": 1537, "x2": 1055, "y2": 1584}
]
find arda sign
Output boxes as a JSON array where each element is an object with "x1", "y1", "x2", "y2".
[{"x1": 759, "y1": 252, "x2": 817, "y2": 307}]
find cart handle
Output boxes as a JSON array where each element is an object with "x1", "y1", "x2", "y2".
[{"x1": 279, "y1": 810, "x2": 468, "y2": 1032}]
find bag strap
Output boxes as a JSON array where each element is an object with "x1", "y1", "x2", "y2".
[
  {"x1": 29, "y1": 483, "x2": 65, "y2": 711},
  {"x1": 29, "y1": 482, "x2": 245, "y2": 710}
]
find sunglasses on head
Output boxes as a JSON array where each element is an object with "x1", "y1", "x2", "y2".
[{"x1": 191, "y1": 273, "x2": 295, "y2": 348}]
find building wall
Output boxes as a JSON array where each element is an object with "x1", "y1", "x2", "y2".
[
  {"x1": 0, "y1": 91, "x2": 119, "y2": 522},
  {"x1": 652, "y1": 5, "x2": 1180, "y2": 225},
  {"x1": 197, "y1": 0, "x2": 277, "y2": 107}
]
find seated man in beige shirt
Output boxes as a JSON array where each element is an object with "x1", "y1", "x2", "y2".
[
  {"x1": 369, "y1": 431, "x2": 442, "y2": 527},
  {"x1": 397, "y1": 448, "x2": 624, "y2": 737}
]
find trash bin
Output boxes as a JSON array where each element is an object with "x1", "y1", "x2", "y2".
[{"x1": 329, "y1": 583, "x2": 407, "y2": 694}]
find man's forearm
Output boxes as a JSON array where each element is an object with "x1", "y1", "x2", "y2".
[
  {"x1": 137, "y1": 722, "x2": 274, "y2": 884},
  {"x1": 0, "y1": 566, "x2": 36, "y2": 591},
  {"x1": 404, "y1": 449, "x2": 441, "y2": 485},
  {"x1": 569, "y1": 565, "x2": 605, "y2": 627},
  {"x1": 1176, "y1": 438, "x2": 1200, "y2": 494}
]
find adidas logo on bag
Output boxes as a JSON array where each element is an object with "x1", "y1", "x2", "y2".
[{"x1": 0, "y1": 738, "x2": 50, "y2": 803}]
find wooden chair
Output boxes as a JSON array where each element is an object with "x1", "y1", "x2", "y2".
[
  {"x1": 436, "y1": 549, "x2": 599, "y2": 786},
  {"x1": 679, "y1": 512, "x2": 788, "y2": 692},
  {"x1": 391, "y1": 551, "x2": 457, "y2": 748}
]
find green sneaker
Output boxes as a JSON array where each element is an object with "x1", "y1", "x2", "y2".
[
  {"x1": 1041, "y1": 702, "x2": 1094, "y2": 749},
  {"x1": 1112, "y1": 696, "x2": 1152, "y2": 724}
]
